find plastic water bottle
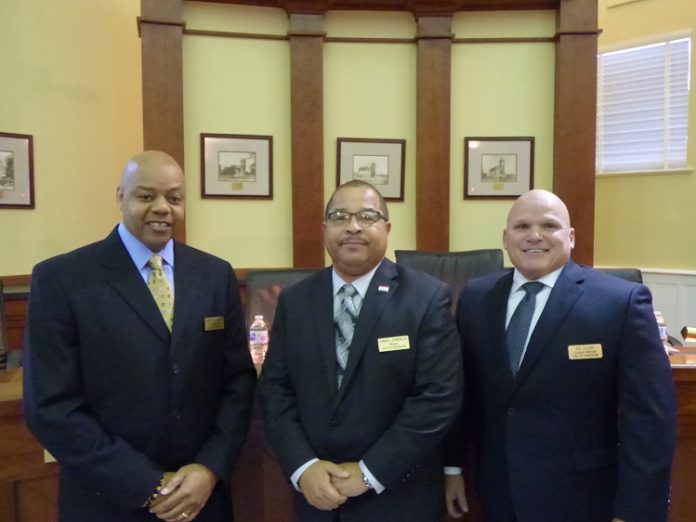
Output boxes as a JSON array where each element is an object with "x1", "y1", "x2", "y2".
[{"x1": 249, "y1": 315, "x2": 269, "y2": 364}]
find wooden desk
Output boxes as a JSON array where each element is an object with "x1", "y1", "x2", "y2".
[
  {"x1": 668, "y1": 355, "x2": 696, "y2": 522},
  {"x1": 3, "y1": 352, "x2": 696, "y2": 522},
  {"x1": 0, "y1": 369, "x2": 293, "y2": 522},
  {"x1": 0, "y1": 369, "x2": 59, "y2": 522}
]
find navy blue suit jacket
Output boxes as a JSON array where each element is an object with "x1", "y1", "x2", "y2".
[
  {"x1": 23, "y1": 228, "x2": 256, "y2": 521},
  {"x1": 445, "y1": 261, "x2": 677, "y2": 522},
  {"x1": 259, "y1": 259, "x2": 463, "y2": 522}
]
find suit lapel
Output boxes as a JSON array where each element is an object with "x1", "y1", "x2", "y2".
[
  {"x1": 171, "y1": 243, "x2": 197, "y2": 346},
  {"x1": 100, "y1": 229, "x2": 170, "y2": 342},
  {"x1": 515, "y1": 261, "x2": 584, "y2": 385},
  {"x1": 311, "y1": 269, "x2": 340, "y2": 395},
  {"x1": 335, "y1": 259, "x2": 399, "y2": 405},
  {"x1": 485, "y1": 271, "x2": 515, "y2": 381}
]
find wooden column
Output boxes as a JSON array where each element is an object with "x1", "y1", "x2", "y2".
[
  {"x1": 553, "y1": 0, "x2": 599, "y2": 265},
  {"x1": 416, "y1": 16, "x2": 452, "y2": 251},
  {"x1": 139, "y1": 0, "x2": 186, "y2": 242},
  {"x1": 289, "y1": 14, "x2": 326, "y2": 268}
]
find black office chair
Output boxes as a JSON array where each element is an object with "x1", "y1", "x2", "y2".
[
  {"x1": 395, "y1": 249, "x2": 505, "y2": 312},
  {"x1": 596, "y1": 267, "x2": 643, "y2": 284},
  {"x1": 596, "y1": 267, "x2": 683, "y2": 347},
  {"x1": 245, "y1": 268, "x2": 319, "y2": 331}
]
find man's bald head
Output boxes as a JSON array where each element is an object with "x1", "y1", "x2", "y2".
[
  {"x1": 117, "y1": 151, "x2": 185, "y2": 252},
  {"x1": 503, "y1": 189, "x2": 575, "y2": 280}
]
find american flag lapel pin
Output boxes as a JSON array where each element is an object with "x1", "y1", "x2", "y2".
[{"x1": 378, "y1": 284, "x2": 390, "y2": 293}]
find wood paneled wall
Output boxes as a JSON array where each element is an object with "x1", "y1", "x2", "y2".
[{"x1": 139, "y1": 0, "x2": 598, "y2": 262}]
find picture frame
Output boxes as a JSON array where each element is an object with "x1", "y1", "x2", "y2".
[
  {"x1": 464, "y1": 137, "x2": 534, "y2": 199},
  {"x1": 0, "y1": 132, "x2": 34, "y2": 209},
  {"x1": 201, "y1": 133, "x2": 273, "y2": 199},
  {"x1": 337, "y1": 138, "x2": 405, "y2": 201}
]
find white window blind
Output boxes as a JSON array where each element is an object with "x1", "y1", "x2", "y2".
[{"x1": 596, "y1": 37, "x2": 691, "y2": 173}]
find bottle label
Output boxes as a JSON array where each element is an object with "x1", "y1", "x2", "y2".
[{"x1": 249, "y1": 330, "x2": 269, "y2": 345}]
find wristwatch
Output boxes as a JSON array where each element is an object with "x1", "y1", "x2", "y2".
[{"x1": 361, "y1": 473, "x2": 373, "y2": 490}]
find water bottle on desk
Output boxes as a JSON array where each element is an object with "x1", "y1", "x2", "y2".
[{"x1": 249, "y1": 315, "x2": 269, "y2": 365}]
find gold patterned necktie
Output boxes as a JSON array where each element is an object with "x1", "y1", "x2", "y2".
[{"x1": 147, "y1": 254, "x2": 174, "y2": 332}]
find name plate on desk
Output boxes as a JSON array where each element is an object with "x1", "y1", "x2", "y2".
[{"x1": 0, "y1": 367, "x2": 23, "y2": 402}]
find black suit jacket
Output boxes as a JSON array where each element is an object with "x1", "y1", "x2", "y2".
[
  {"x1": 23, "y1": 228, "x2": 256, "y2": 521},
  {"x1": 259, "y1": 259, "x2": 463, "y2": 522},
  {"x1": 445, "y1": 261, "x2": 677, "y2": 522}
]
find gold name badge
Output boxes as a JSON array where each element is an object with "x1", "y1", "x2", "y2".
[
  {"x1": 378, "y1": 335, "x2": 410, "y2": 352},
  {"x1": 204, "y1": 316, "x2": 225, "y2": 331},
  {"x1": 568, "y1": 343, "x2": 603, "y2": 360}
]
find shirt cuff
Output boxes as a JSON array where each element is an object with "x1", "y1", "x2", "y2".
[
  {"x1": 359, "y1": 460, "x2": 385, "y2": 494},
  {"x1": 291, "y1": 458, "x2": 319, "y2": 491},
  {"x1": 444, "y1": 466, "x2": 463, "y2": 475}
]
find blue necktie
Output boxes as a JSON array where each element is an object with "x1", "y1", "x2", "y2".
[
  {"x1": 506, "y1": 282, "x2": 545, "y2": 374},
  {"x1": 335, "y1": 284, "x2": 359, "y2": 386}
]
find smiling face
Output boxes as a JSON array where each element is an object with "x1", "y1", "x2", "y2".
[
  {"x1": 503, "y1": 189, "x2": 575, "y2": 280},
  {"x1": 323, "y1": 183, "x2": 391, "y2": 282},
  {"x1": 117, "y1": 151, "x2": 185, "y2": 253}
]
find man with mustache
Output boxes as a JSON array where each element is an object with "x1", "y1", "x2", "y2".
[
  {"x1": 260, "y1": 180, "x2": 463, "y2": 521},
  {"x1": 24, "y1": 151, "x2": 256, "y2": 521},
  {"x1": 444, "y1": 189, "x2": 677, "y2": 522}
]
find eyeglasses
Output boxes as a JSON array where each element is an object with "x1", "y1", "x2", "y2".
[{"x1": 326, "y1": 209, "x2": 387, "y2": 226}]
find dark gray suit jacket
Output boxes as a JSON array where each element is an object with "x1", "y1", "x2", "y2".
[
  {"x1": 23, "y1": 228, "x2": 256, "y2": 521},
  {"x1": 259, "y1": 259, "x2": 463, "y2": 522},
  {"x1": 445, "y1": 261, "x2": 677, "y2": 522}
]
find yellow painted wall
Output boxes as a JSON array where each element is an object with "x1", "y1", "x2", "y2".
[
  {"x1": 324, "y1": 11, "x2": 417, "y2": 264},
  {"x1": 183, "y1": 4, "x2": 292, "y2": 268},
  {"x1": 0, "y1": 0, "x2": 143, "y2": 275},
  {"x1": 1, "y1": 1, "x2": 558, "y2": 274},
  {"x1": 596, "y1": 0, "x2": 696, "y2": 269},
  {"x1": 451, "y1": 11, "x2": 556, "y2": 255}
]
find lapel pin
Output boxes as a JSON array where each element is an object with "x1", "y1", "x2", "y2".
[{"x1": 378, "y1": 285, "x2": 390, "y2": 293}]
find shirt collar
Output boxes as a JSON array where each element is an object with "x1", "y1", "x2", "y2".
[
  {"x1": 117, "y1": 222, "x2": 175, "y2": 270},
  {"x1": 331, "y1": 260, "x2": 383, "y2": 299},
  {"x1": 510, "y1": 265, "x2": 564, "y2": 294}
]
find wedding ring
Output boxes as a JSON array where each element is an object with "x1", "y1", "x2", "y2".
[{"x1": 180, "y1": 513, "x2": 190, "y2": 519}]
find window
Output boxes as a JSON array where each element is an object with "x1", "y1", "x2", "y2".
[{"x1": 596, "y1": 37, "x2": 691, "y2": 173}]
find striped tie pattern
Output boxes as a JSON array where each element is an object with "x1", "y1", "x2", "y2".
[
  {"x1": 506, "y1": 281, "x2": 545, "y2": 374},
  {"x1": 147, "y1": 254, "x2": 174, "y2": 332},
  {"x1": 335, "y1": 284, "x2": 359, "y2": 386}
]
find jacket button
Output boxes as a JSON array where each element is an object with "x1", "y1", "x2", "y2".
[
  {"x1": 507, "y1": 407, "x2": 516, "y2": 416},
  {"x1": 172, "y1": 364, "x2": 180, "y2": 374}
]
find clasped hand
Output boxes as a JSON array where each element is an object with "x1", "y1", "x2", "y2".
[
  {"x1": 149, "y1": 463, "x2": 218, "y2": 521},
  {"x1": 299, "y1": 460, "x2": 369, "y2": 511}
]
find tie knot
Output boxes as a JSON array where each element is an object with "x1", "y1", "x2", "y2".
[
  {"x1": 341, "y1": 284, "x2": 357, "y2": 298},
  {"x1": 149, "y1": 254, "x2": 163, "y2": 271},
  {"x1": 522, "y1": 281, "x2": 545, "y2": 296}
]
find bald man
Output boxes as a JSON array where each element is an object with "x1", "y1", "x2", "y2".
[
  {"x1": 444, "y1": 190, "x2": 676, "y2": 522},
  {"x1": 24, "y1": 151, "x2": 256, "y2": 522}
]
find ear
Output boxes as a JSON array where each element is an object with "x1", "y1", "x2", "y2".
[
  {"x1": 502, "y1": 228, "x2": 509, "y2": 251},
  {"x1": 568, "y1": 227, "x2": 576, "y2": 249},
  {"x1": 385, "y1": 222, "x2": 392, "y2": 234}
]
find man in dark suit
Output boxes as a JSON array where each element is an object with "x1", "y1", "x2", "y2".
[
  {"x1": 23, "y1": 151, "x2": 256, "y2": 522},
  {"x1": 259, "y1": 180, "x2": 463, "y2": 521},
  {"x1": 444, "y1": 189, "x2": 677, "y2": 522}
]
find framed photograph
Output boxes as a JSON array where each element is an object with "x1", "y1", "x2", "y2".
[
  {"x1": 201, "y1": 133, "x2": 273, "y2": 199},
  {"x1": 464, "y1": 137, "x2": 534, "y2": 199},
  {"x1": 337, "y1": 138, "x2": 405, "y2": 201},
  {"x1": 0, "y1": 132, "x2": 34, "y2": 209}
]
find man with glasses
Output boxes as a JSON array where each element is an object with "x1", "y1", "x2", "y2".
[{"x1": 260, "y1": 180, "x2": 463, "y2": 521}]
